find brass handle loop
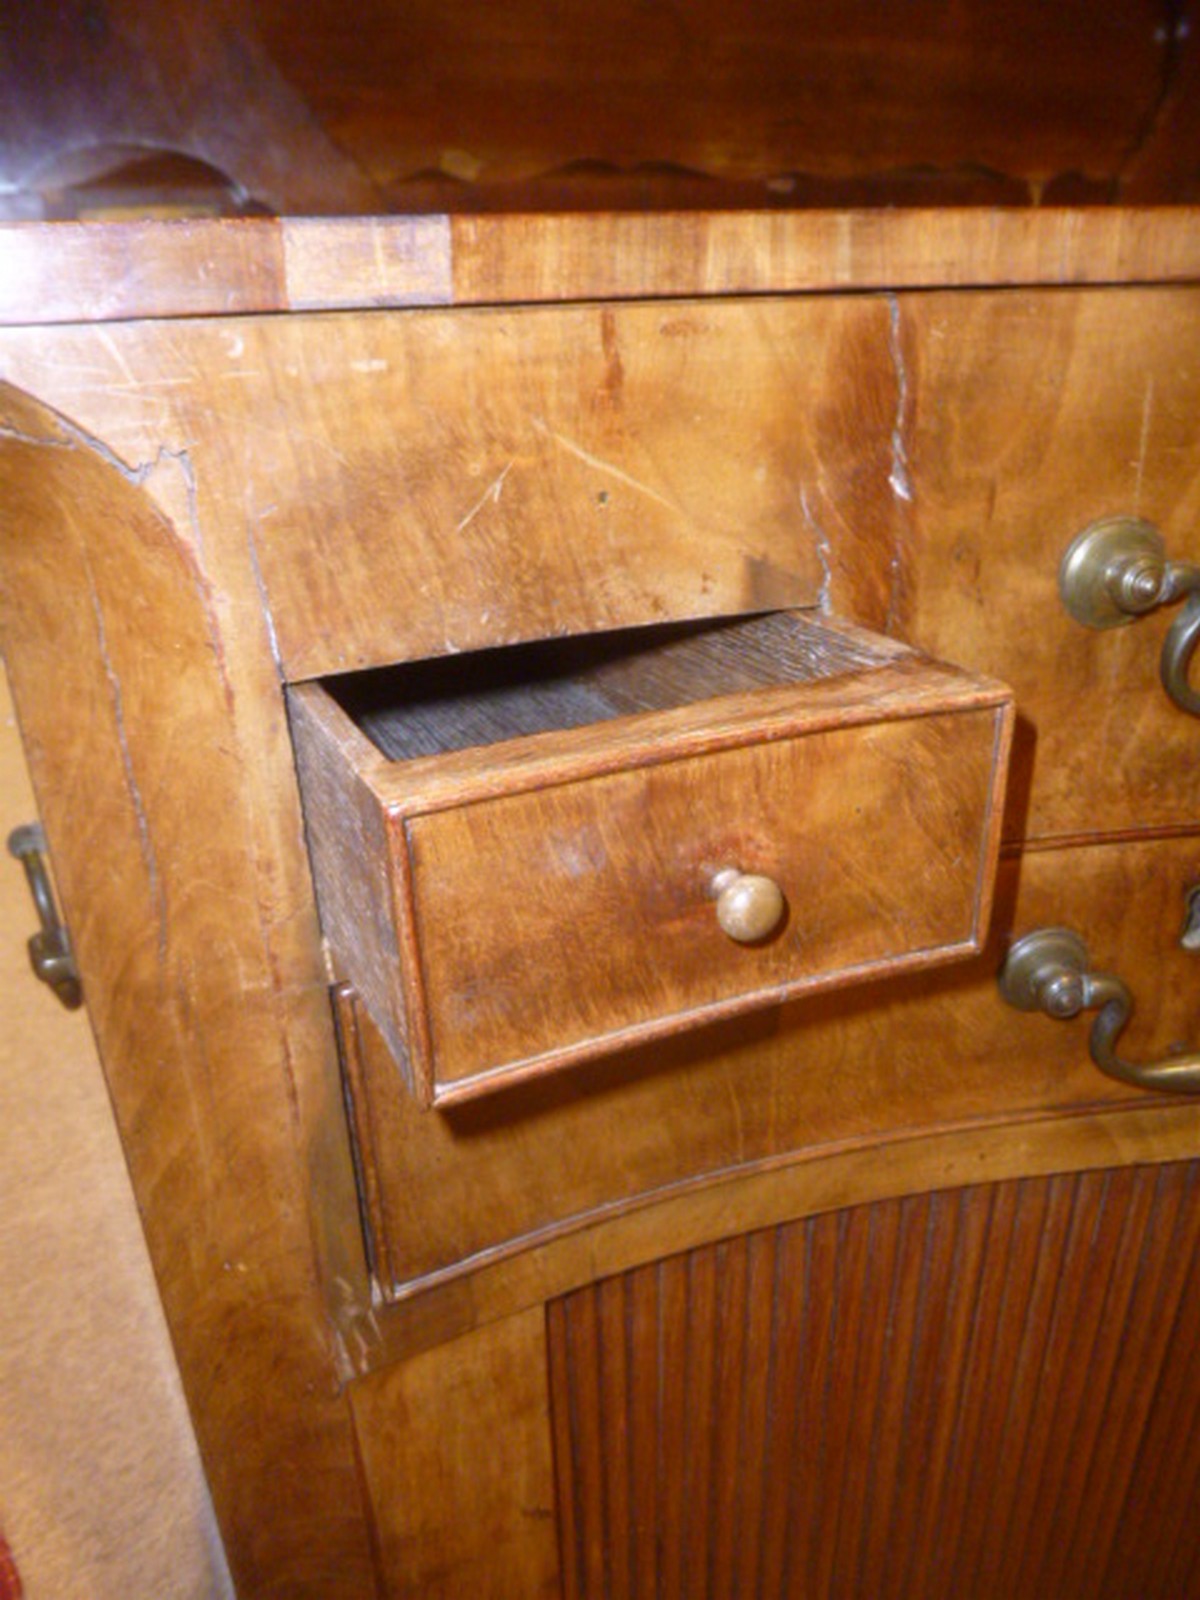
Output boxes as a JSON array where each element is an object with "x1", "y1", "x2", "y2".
[
  {"x1": 7, "y1": 822, "x2": 83, "y2": 1009},
  {"x1": 1161, "y1": 579, "x2": 1200, "y2": 716},
  {"x1": 1060, "y1": 517, "x2": 1200, "y2": 718},
  {"x1": 998, "y1": 926, "x2": 1200, "y2": 1095}
]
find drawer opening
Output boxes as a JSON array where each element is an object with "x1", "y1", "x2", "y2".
[
  {"x1": 289, "y1": 609, "x2": 1013, "y2": 1109},
  {"x1": 323, "y1": 609, "x2": 906, "y2": 763}
]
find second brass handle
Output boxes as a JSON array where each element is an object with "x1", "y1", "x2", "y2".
[
  {"x1": 1059, "y1": 517, "x2": 1200, "y2": 717},
  {"x1": 998, "y1": 925, "x2": 1200, "y2": 1095},
  {"x1": 1162, "y1": 588, "x2": 1200, "y2": 716}
]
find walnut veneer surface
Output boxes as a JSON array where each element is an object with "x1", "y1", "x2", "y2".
[{"x1": 1, "y1": 208, "x2": 1199, "y2": 1597}]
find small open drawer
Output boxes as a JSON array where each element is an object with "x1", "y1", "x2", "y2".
[{"x1": 288, "y1": 612, "x2": 1013, "y2": 1107}]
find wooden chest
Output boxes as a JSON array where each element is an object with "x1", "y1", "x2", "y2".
[{"x1": 4, "y1": 30, "x2": 1200, "y2": 1583}]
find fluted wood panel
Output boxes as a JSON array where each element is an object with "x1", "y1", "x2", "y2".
[{"x1": 548, "y1": 1161, "x2": 1200, "y2": 1600}]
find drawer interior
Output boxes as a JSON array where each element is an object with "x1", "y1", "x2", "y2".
[{"x1": 324, "y1": 610, "x2": 909, "y2": 761}]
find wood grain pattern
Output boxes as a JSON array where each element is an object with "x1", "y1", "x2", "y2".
[
  {"x1": 0, "y1": 0, "x2": 384, "y2": 218},
  {"x1": 7, "y1": 209, "x2": 1200, "y2": 325},
  {"x1": 0, "y1": 299, "x2": 874, "y2": 680},
  {"x1": 350, "y1": 1307, "x2": 559, "y2": 1600},
  {"x1": 448, "y1": 206, "x2": 1200, "y2": 309},
  {"x1": 334, "y1": 832, "x2": 1200, "y2": 1327},
  {"x1": 883, "y1": 286, "x2": 1200, "y2": 842},
  {"x1": 549, "y1": 1161, "x2": 1200, "y2": 1600},
  {"x1": 3, "y1": 2, "x2": 1187, "y2": 220},
  {"x1": 5, "y1": 285, "x2": 1198, "y2": 849},
  {"x1": 252, "y1": 0, "x2": 1165, "y2": 195},
  {"x1": 0, "y1": 668, "x2": 234, "y2": 1600},
  {"x1": 4, "y1": 219, "x2": 1200, "y2": 1598},
  {"x1": 406, "y1": 700, "x2": 1007, "y2": 1098},
  {"x1": 0, "y1": 385, "x2": 377, "y2": 1596},
  {"x1": 295, "y1": 619, "x2": 1010, "y2": 1102}
]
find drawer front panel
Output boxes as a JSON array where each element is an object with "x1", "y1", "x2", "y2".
[
  {"x1": 889, "y1": 286, "x2": 1200, "y2": 843},
  {"x1": 408, "y1": 705, "x2": 1006, "y2": 1094}
]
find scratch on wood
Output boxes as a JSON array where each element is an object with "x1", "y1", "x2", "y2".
[
  {"x1": 244, "y1": 513, "x2": 285, "y2": 680},
  {"x1": 329, "y1": 1325, "x2": 355, "y2": 1387},
  {"x1": 77, "y1": 540, "x2": 170, "y2": 969},
  {"x1": 91, "y1": 376, "x2": 196, "y2": 390},
  {"x1": 98, "y1": 329, "x2": 140, "y2": 389},
  {"x1": 723, "y1": 1064, "x2": 747, "y2": 1165},
  {"x1": 239, "y1": 416, "x2": 350, "y2": 468},
  {"x1": 531, "y1": 417, "x2": 680, "y2": 516},
  {"x1": 884, "y1": 295, "x2": 915, "y2": 635},
  {"x1": 168, "y1": 445, "x2": 204, "y2": 563},
  {"x1": 455, "y1": 459, "x2": 515, "y2": 534},
  {"x1": 799, "y1": 487, "x2": 834, "y2": 613},
  {"x1": 0, "y1": 420, "x2": 74, "y2": 450},
  {"x1": 886, "y1": 295, "x2": 914, "y2": 505},
  {"x1": 1134, "y1": 374, "x2": 1155, "y2": 511}
]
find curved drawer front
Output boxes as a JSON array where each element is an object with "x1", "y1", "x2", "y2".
[
  {"x1": 409, "y1": 705, "x2": 1004, "y2": 1093},
  {"x1": 291, "y1": 611, "x2": 1012, "y2": 1106}
]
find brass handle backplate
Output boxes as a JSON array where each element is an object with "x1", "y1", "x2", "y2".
[
  {"x1": 998, "y1": 923, "x2": 1200, "y2": 1095},
  {"x1": 1059, "y1": 517, "x2": 1200, "y2": 716},
  {"x1": 711, "y1": 868, "x2": 786, "y2": 944},
  {"x1": 7, "y1": 822, "x2": 83, "y2": 1009}
]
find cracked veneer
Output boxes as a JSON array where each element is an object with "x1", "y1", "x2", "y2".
[
  {"x1": 798, "y1": 487, "x2": 834, "y2": 614},
  {"x1": 3, "y1": 396, "x2": 209, "y2": 558},
  {"x1": 0, "y1": 419, "x2": 75, "y2": 449},
  {"x1": 884, "y1": 294, "x2": 915, "y2": 636},
  {"x1": 2, "y1": 394, "x2": 289, "y2": 708},
  {"x1": 885, "y1": 294, "x2": 914, "y2": 506},
  {"x1": 244, "y1": 515, "x2": 285, "y2": 681}
]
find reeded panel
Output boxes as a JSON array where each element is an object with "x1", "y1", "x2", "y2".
[{"x1": 549, "y1": 1161, "x2": 1200, "y2": 1600}]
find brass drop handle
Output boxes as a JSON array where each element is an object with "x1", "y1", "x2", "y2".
[
  {"x1": 7, "y1": 822, "x2": 83, "y2": 1009},
  {"x1": 1059, "y1": 517, "x2": 1200, "y2": 716},
  {"x1": 711, "y1": 868, "x2": 785, "y2": 943},
  {"x1": 998, "y1": 925, "x2": 1200, "y2": 1095}
]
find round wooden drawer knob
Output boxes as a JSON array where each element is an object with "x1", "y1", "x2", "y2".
[{"x1": 712, "y1": 868, "x2": 785, "y2": 943}]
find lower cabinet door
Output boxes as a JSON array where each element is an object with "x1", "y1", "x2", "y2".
[{"x1": 352, "y1": 1159, "x2": 1200, "y2": 1599}]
